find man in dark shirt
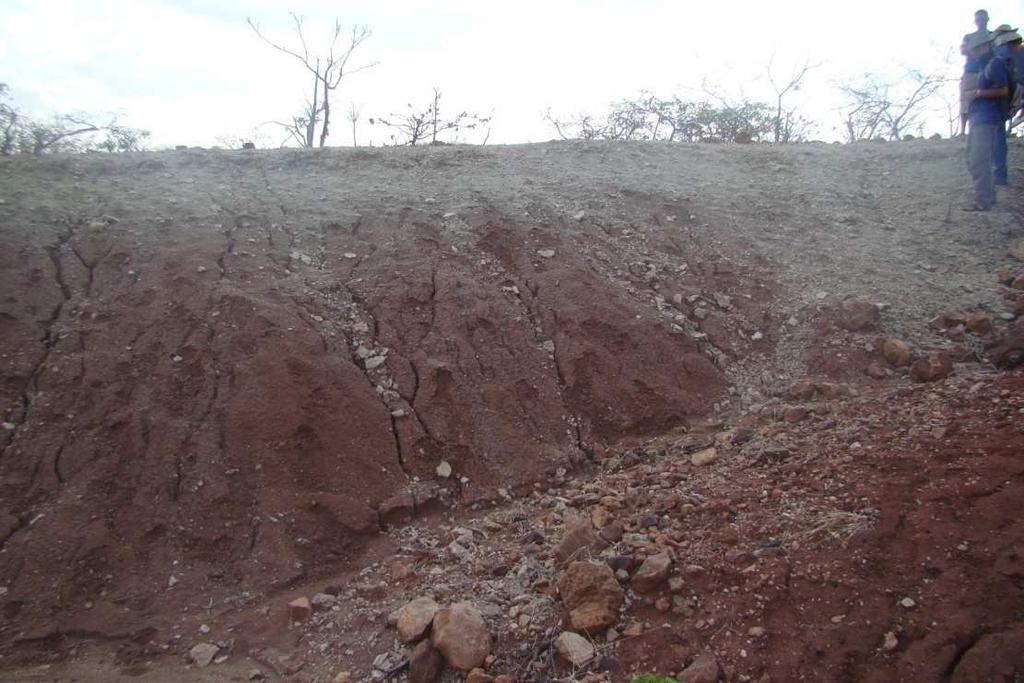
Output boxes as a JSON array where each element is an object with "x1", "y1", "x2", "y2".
[
  {"x1": 964, "y1": 31, "x2": 1009, "y2": 211},
  {"x1": 992, "y1": 25, "x2": 1020, "y2": 184}
]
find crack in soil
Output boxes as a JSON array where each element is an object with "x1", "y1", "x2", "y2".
[{"x1": 1, "y1": 224, "x2": 76, "y2": 457}]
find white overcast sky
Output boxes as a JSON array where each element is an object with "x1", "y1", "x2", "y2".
[{"x1": 2, "y1": 0, "x2": 1022, "y2": 147}]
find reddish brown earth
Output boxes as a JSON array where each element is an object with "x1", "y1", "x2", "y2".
[{"x1": 0, "y1": 140, "x2": 1023, "y2": 682}]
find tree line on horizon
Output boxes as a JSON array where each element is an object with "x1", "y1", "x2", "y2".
[{"x1": 0, "y1": 14, "x2": 961, "y2": 156}]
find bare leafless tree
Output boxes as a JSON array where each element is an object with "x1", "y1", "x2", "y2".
[
  {"x1": 248, "y1": 13, "x2": 375, "y2": 148},
  {"x1": 838, "y1": 67, "x2": 953, "y2": 141},
  {"x1": 1, "y1": 84, "x2": 148, "y2": 155},
  {"x1": 766, "y1": 55, "x2": 821, "y2": 143},
  {"x1": 371, "y1": 88, "x2": 491, "y2": 145},
  {"x1": 347, "y1": 103, "x2": 362, "y2": 146}
]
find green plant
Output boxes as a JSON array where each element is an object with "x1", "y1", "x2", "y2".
[{"x1": 631, "y1": 674, "x2": 678, "y2": 683}]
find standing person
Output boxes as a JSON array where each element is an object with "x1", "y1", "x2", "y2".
[
  {"x1": 992, "y1": 25, "x2": 1020, "y2": 184},
  {"x1": 961, "y1": 12, "x2": 993, "y2": 136},
  {"x1": 966, "y1": 9, "x2": 992, "y2": 44},
  {"x1": 964, "y1": 31, "x2": 1009, "y2": 211},
  {"x1": 961, "y1": 36, "x2": 983, "y2": 136}
]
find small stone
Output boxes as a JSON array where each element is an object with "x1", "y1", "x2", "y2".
[
  {"x1": 249, "y1": 669, "x2": 266, "y2": 680},
  {"x1": 364, "y1": 355, "x2": 386, "y2": 370},
  {"x1": 554, "y1": 513, "x2": 604, "y2": 565},
  {"x1": 690, "y1": 447, "x2": 718, "y2": 466},
  {"x1": 655, "y1": 596, "x2": 671, "y2": 612},
  {"x1": 623, "y1": 621, "x2": 644, "y2": 637},
  {"x1": 554, "y1": 631, "x2": 595, "y2": 665},
  {"x1": 431, "y1": 601, "x2": 492, "y2": 671},
  {"x1": 838, "y1": 298, "x2": 879, "y2": 331},
  {"x1": 678, "y1": 652, "x2": 721, "y2": 683},
  {"x1": 189, "y1": 643, "x2": 219, "y2": 667},
  {"x1": 910, "y1": 353, "x2": 953, "y2": 383},
  {"x1": 572, "y1": 210, "x2": 586, "y2": 221},
  {"x1": 466, "y1": 668, "x2": 494, "y2": 683},
  {"x1": 606, "y1": 627, "x2": 620, "y2": 642},
  {"x1": 344, "y1": 252, "x2": 358, "y2": 259},
  {"x1": 1, "y1": 422, "x2": 15, "y2": 431},
  {"x1": 436, "y1": 461, "x2": 452, "y2": 478},
  {"x1": 900, "y1": 597, "x2": 916, "y2": 609},
  {"x1": 538, "y1": 249, "x2": 556, "y2": 259},
  {"x1": 172, "y1": 355, "x2": 183, "y2": 363},
  {"x1": 882, "y1": 339, "x2": 913, "y2": 367},
  {"x1": 965, "y1": 312, "x2": 993, "y2": 336},
  {"x1": 198, "y1": 624, "x2": 211, "y2": 634},
  {"x1": 866, "y1": 362, "x2": 889, "y2": 379},
  {"x1": 631, "y1": 553, "x2": 672, "y2": 593},
  {"x1": 197, "y1": 265, "x2": 207, "y2": 273},
  {"x1": 288, "y1": 597, "x2": 311, "y2": 622},
  {"x1": 668, "y1": 576, "x2": 685, "y2": 593},
  {"x1": 748, "y1": 626, "x2": 766, "y2": 638},
  {"x1": 398, "y1": 597, "x2": 441, "y2": 643},
  {"x1": 882, "y1": 631, "x2": 899, "y2": 651},
  {"x1": 311, "y1": 592, "x2": 336, "y2": 611}
]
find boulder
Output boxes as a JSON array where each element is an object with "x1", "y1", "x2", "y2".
[
  {"x1": 431, "y1": 601, "x2": 492, "y2": 671},
  {"x1": 558, "y1": 561, "x2": 624, "y2": 633},
  {"x1": 398, "y1": 597, "x2": 441, "y2": 643},
  {"x1": 409, "y1": 640, "x2": 445, "y2": 683},
  {"x1": 631, "y1": 553, "x2": 672, "y2": 594}
]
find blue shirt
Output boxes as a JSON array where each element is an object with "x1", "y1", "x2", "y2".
[{"x1": 970, "y1": 53, "x2": 1009, "y2": 124}]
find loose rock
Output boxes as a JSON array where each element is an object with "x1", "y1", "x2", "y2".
[
  {"x1": 678, "y1": 652, "x2": 721, "y2": 683},
  {"x1": 882, "y1": 339, "x2": 912, "y2": 367},
  {"x1": 838, "y1": 298, "x2": 879, "y2": 331},
  {"x1": 409, "y1": 640, "x2": 445, "y2": 683},
  {"x1": 288, "y1": 597, "x2": 311, "y2": 622},
  {"x1": 189, "y1": 643, "x2": 219, "y2": 668},
  {"x1": 910, "y1": 352, "x2": 953, "y2": 383},
  {"x1": 432, "y1": 601, "x2": 492, "y2": 671},
  {"x1": 554, "y1": 631, "x2": 595, "y2": 665},
  {"x1": 691, "y1": 447, "x2": 718, "y2": 466},
  {"x1": 631, "y1": 553, "x2": 672, "y2": 593},
  {"x1": 398, "y1": 597, "x2": 441, "y2": 643},
  {"x1": 558, "y1": 561, "x2": 625, "y2": 633}
]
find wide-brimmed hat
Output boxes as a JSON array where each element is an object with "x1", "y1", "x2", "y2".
[
  {"x1": 995, "y1": 27, "x2": 1022, "y2": 45},
  {"x1": 966, "y1": 31, "x2": 995, "y2": 50}
]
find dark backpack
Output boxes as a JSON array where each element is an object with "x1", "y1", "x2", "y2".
[{"x1": 986, "y1": 54, "x2": 1019, "y2": 120}]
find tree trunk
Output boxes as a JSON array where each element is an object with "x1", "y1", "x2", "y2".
[{"x1": 307, "y1": 59, "x2": 320, "y2": 148}]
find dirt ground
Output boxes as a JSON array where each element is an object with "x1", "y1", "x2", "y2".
[{"x1": 0, "y1": 138, "x2": 1023, "y2": 682}]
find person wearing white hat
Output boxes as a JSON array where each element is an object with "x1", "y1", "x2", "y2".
[{"x1": 963, "y1": 31, "x2": 1009, "y2": 211}]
